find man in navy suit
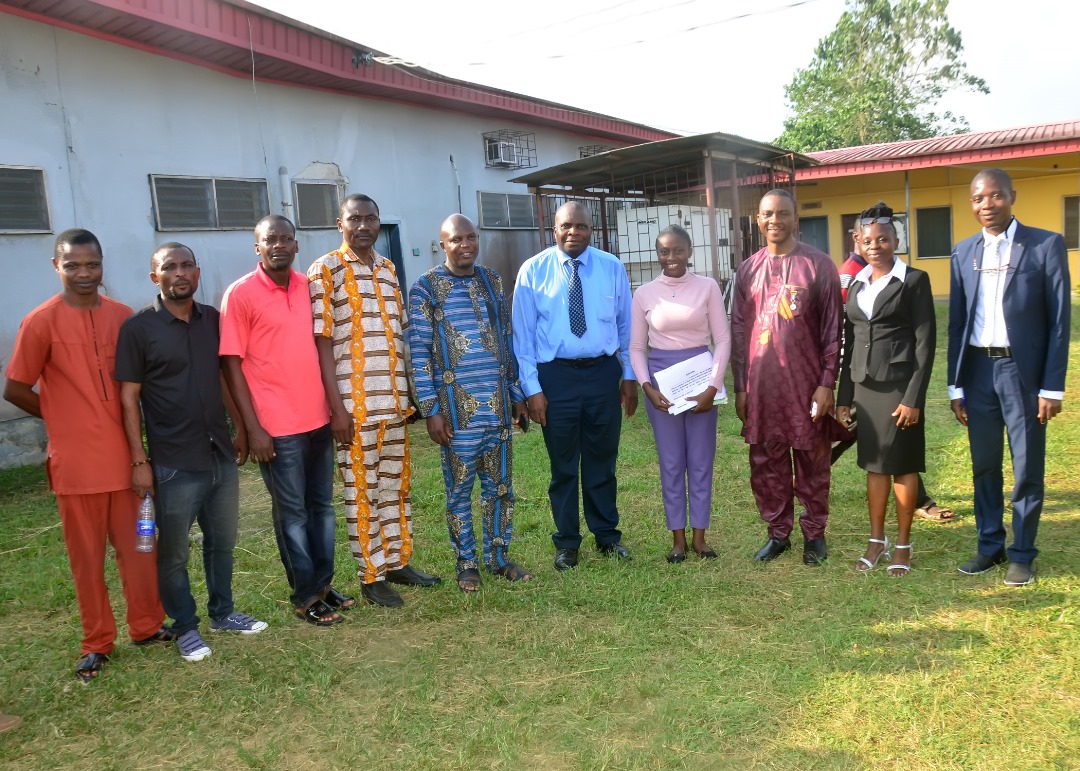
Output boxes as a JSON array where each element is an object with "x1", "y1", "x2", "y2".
[{"x1": 948, "y1": 168, "x2": 1071, "y2": 586}]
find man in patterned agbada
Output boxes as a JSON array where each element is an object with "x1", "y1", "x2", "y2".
[
  {"x1": 731, "y1": 189, "x2": 844, "y2": 566},
  {"x1": 408, "y1": 214, "x2": 533, "y2": 593},
  {"x1": 308, "y1": 193, "x2": 442, "y2": 608}
]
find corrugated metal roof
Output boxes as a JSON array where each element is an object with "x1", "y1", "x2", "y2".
[
  {"x1": 510, "y1": 131, "x2": 816, "y2": 192},
  {"x1": 801, "y1": 120, "x2": 1080, "y2": 177},
  {"x1": 0, "y1": 0, "x2": 676, "y2": 144}
]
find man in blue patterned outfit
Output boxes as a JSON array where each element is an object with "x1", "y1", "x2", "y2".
[{"x1": 408, "y1": 214, "x2": 532, "y2": 593}]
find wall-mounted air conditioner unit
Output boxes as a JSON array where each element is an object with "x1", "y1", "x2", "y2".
[{"x1": 486, "y1": 140, "x2": 518, "y2": 166}]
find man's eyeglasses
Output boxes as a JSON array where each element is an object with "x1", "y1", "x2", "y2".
[{"x1": 859, "y1": 216, "x2": 892, "y2": 225}]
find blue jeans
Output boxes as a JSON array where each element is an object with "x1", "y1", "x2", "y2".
[
  {"x1": 154, "y1": 449, "x2": 239, "y2": 635},
  {"x1": 258, "y1": 424, "x2": 336, "y2": 607}
]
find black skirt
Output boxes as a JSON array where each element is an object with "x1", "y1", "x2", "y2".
[{"x1": 852, "y1": 378, "x2": 925, "y2": 475}]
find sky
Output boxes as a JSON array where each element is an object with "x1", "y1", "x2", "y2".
[{"x1": 249, "y1": 0, "x2": 1079, "y2": 143}]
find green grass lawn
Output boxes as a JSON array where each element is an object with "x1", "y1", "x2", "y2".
[{"x1": 0, "y1": 302, "x2": 1077, "y2": 770}]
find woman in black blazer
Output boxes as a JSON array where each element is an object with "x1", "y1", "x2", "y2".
[{"x1": 837, "y1": 202, "x2": 936, "y2": 576}]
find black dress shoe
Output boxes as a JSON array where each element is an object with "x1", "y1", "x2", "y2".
[
  {"x1": 386, "y1": 564, "x2": 442, "y2": 587},
  {"x1": 597, "y1": 542, "x2": 631, "y2": 560},
  {"x1": 803, "y1": 537, "x2": 828, "y2": 565},
  {"x1": 957, "y1": 551, "x2": 1007, "y2": 575},
  {"x1": 360, "y1": 580, "x2": 404, "y2": 608},
  {"x1": 553, "y1": 548, "x2": 579, "y2": 572},
  {"x1": 753, "y1": 536, "x2": 791, "y2": 562}
]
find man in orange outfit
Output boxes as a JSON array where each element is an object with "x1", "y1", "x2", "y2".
[{"x1": 3, "y1": 229, "x2": 171, "y2": 684}]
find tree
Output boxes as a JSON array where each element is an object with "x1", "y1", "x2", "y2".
[{"x1": 776, "y1": 0, "x2": 988, "y2": 152}]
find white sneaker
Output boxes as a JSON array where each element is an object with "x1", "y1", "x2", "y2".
[{"x1": 177, "y1": 630, "x2": 212, "y2": 662}]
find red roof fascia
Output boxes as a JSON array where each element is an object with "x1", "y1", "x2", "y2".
[
  {"x1": 1, "y1": 0, "x2": 672, "y2": 144},
  {"x1": 798, "y1": 137, "x2": 1080, "y2": 180}
]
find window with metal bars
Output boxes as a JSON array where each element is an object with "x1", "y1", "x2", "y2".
[
  {"x1": 0, "y1": 167, "x2": 50, "y2": 232},
  {"x1": 150, "y1": 175, "x2": 269, "y2": 231},
  {"x1": 478, "y1": 192, "x2": 537, "y2": 229}
]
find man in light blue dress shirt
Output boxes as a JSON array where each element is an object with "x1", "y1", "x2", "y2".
[{"x1": 512, "y1": 201, "x2": 638, "y2": 571}]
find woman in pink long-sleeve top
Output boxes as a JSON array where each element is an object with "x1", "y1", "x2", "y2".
[{"x1": 630, "y1": 225, "x2": 731, "y2": 562}]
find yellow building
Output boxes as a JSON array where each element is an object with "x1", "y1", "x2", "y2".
[{"x1": 793, "y1": 121, "x2": 1080, "y2": 295}]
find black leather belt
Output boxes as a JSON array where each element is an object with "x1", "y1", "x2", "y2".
[
  {"x1": 552, "y1": 354, "x2": 612, "y2": 368},
  {"x1": 968, "y1": 345, "x2": 1012, "y2": 359}
]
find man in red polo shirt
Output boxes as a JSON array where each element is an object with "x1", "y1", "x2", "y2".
[
  {"x1": 220, "y1": 215, "x2": 350, "y2": 626},
  {"x1": 4, "y1": 228, "x2": 170, "y2": 684}
]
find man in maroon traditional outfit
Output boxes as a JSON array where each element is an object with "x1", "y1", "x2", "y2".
[{"x1": 731, "y1": 189, "x2": 843, "y2": 565}]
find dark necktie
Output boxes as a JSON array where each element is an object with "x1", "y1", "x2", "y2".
[{"x1": 568, "y1": 258, "x2": 586, "y2": 338}]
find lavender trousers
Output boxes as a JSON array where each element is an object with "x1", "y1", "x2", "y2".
[{"x1": 644, "y1": 346, "x2": 719, "y2": 530}]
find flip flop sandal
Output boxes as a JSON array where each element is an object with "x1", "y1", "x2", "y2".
[
  {"x1": 295, "y1": 599, "x2": 343, "y2": 626},
  {"x1": 915, "y1": 501, "x2": 955, "y2": 521},
  {"x1": 321, "y1": 586, "x2": 357, "y2": 611},
  {"x1": 457, "y1": 568, "x2": 482, "y2": 593},
  {"x1": 666, "y1": 550, "x2": 687, "y2": 564},
  {"x1": 133, "y1": 625, "x2": 179, "y2": 646},
  {"x1": 693, "y1": 546, "x2": 719, "y2": 560},
  {"x1": 493, "y1": 561, "x2": 534, "y2": 582},
  {"x1": 75, "y1": 652, "x2": 108, "y2": 684}
]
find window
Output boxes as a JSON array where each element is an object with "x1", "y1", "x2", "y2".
[
  {"x1": 579, "y1": 145, "x2": 614, "y2": 158},
  {"x1": 915, "y1": 206, "x2": 952, "y2": 259},
  {"x1": 478, "y1": 192, "x2": 537, "y2": 229},
  {"x1": 1066, "y1": 195, "x2": 1079, "y2": 250},
  {"x1": 841, "y1": 213, "x2": 859, "y2": 251},
  {"x1": 0, "y1": 167, "x2": 50, "y2": 232},
  {"x1": 150, "y1": 175, "x2": 269, "y2": 231},
  {"x1": 798, "y1": 216, "x2": 829, "y2": 255},
  {"x1": 294, "y1": 182, "x2": 341, "y2": 229}
]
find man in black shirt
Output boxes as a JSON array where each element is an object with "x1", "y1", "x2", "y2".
[{"x1": 117, "y1": 243, "x2": 267, "y2": 663}]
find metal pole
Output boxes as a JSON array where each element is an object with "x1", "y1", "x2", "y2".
[
  {"x1": 730, "y1": 160, "x2": 744, "y2": 267},
  {"x1": 599, "y1": 193, "x2": 610, "y2": 253},
  {"x1": 533, "y1": 189, "x2": 546, "y2": 252},
  {"x1": 703, "y1": 153, "x2": 720, "y2": 281},
  {"x1": 904, "y1": 171, "x2": 912, "y2": 266}
]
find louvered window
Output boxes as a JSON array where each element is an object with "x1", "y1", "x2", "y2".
[
  {"x1": 294, "y1": 182, "x2": 340, "y2": 229},
  {"x1": 0, "y1": 167, "x2": 50, "y2": 232},
  {"x1": 150, "y1": 175, "x2": 269, "y2": 231},
  {"x1": 478, "y1": 192, "x2": 537, "y2": 229}
]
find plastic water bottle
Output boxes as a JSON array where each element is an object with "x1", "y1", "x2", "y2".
[{"x1": 135, "y1": 493, "x2": 156, "y2": 553}]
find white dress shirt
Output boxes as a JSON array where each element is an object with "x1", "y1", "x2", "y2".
[
  {"x1": 854, "y1": 257, "x2": 907, "y2": 320},
  {"x1": 970, "y1": 218, "x2": 1016, "y2": 349}
]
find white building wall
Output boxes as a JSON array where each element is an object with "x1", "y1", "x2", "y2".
[{"x1": 0, "y1": 14, "x2": 608, "y2": 431}]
